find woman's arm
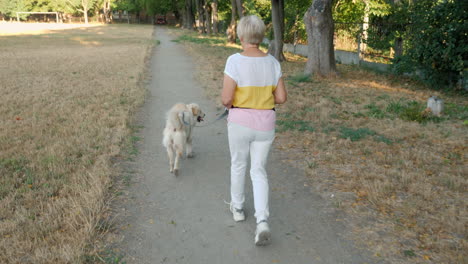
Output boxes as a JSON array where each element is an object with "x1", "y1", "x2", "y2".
[
  {"x1": 274, "y1": 77, "x2": 287, "y2": 104},
  {"x1": 222, "y1": 74, "x2": 237, "y2": 108}
]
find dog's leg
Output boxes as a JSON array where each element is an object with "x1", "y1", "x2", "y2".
[
  {"x1": 166, "y1": 144, "x2": 175, "y2": 173},
  {"x1": 173, "y1": 130, "x2": 185, "y2": 176},
  {"x1": 186, "y1": 136, "x2": 194, "y2": 158},
  {"x1": 174, "y1": 147, "x2": 183, "y2": 176}
]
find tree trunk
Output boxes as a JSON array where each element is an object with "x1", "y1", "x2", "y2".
[
  {"x1": 303, "y1": 0, "x2": 336, "y2": 76},
  {"x1": 359, "y1": 1, "x2": 369, "y2": 59},
  {"x1": 83, "y1": 9, "x2": 89, "y2": 24},
  {"x1": 394, "y1": 37, "x2": 403, "y2": 58},
  {"x1": 391, "y1": 0, "x2": 403, "y2": 60},
  {"x1": 211, "y1": 0, "x2": 218, "y2": 33},
  {"x1": 103, "y1": 0, "x2": 111, "y2": 23},
  {"x1": 279, "y1": 0, "x2": 284, "y2": 32},
  {"x1": 185, "y1": 0, "x2": 194, "y2": 29},
  {"x1": 269, "y1": 0, "x2": 285, "y2": 61},
  {"x1": 205, "y1": 2, "x2": 212, "y2": 34},
  {"x1": 227, "y1": 0, "x2": 237, "y2": 43},
  {"x1": 197, "y1": 0, "x2": 206, "y2": 33},
  {"x1": 235, "y1": 0, "x2": 244, "y2": 18}
]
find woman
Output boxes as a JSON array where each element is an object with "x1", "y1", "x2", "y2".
[{"x1": 222, "y1": 15, "x2": 287, "y2": 246}]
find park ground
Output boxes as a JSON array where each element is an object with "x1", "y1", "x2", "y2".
[{"x1": 0, "y1": 23, "x2": 466, "y2": 263}]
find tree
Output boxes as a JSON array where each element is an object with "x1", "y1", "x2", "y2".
[
  {"x1": 96, "y1": 0, "x2": 112, "y2": 23},
  {"x1": 227, "y1": 0, "x2": 237, "y2": 43},
  {"x1": 204, "y1": 0, "x2": 212, "y2": 34},
  {"x1": 268, "y1": 0, "x2": 285, "y2": 61},
  {"x1": 0, "y1": 0, "x2": 30, "y2": 20},
  {"x1": 67, "y1": 0, "x2": 98, "y2": 24},
  {"x1": 211, "y1": 0, "x2": 218, "y2": 33},
  {"x1": 183, "y1": 0, "x2": 194, "y2": 29},
  {"x1": 303, "y1": 0, "x2": 336, "y2": 76},
  {"x1": 235, "y1": 0, "x2": 243, "y2": 18},
  {"x1": 394, "y1": 0, "x2": 467, "y2": 88},
  {"x1": 112, "y1": 0, "x2": 138, "y2": 23},
  {"x1": 196, "y1": 0, "x2": 206, "y2": 33}
]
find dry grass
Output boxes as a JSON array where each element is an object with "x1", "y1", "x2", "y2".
[
  {"x1": 169, "y1": 28, "x2": 467, "y2": 264},
  {"x1": 0, "y1": 23, "x2": 154, "y2": 263}
]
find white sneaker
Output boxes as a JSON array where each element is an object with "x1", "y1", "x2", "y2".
[
  {"x1": 255, "y1": 221, "x2": 271, "y2": 246},
  {"x1": 229, "y1": 203, "x2": 245, "y2": 222}
]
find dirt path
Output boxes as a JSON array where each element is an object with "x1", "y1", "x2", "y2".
[{"x1": 110, "y1": 26, "x2": 377, "y2": 264}]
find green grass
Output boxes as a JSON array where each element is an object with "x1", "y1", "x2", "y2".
[
  {"x1": 172, "y1": 34, "x2": 226, "y2": 45},
  {"x1": 359, "y1": 98, "x2": 465, "y2": 123},
  {"x1": 0, "y1": 157, "x2": 32, "y2": 198},
  {"x1": 403, "y1": 249, "x2": 416, "y2": 257},
  {"x1": 339, "y1": 127, "x2": 377, "y2": 141},
  {"x1": 365, "y1": 102, "x2": 387, "y2": 119},
  {"x1": 444, "y1": 102, "x2": 468, "y2": 120},
  {"x1": 287, "y1": 73, "x2": 313, "y2": 84},
  {"x1": 276, "y1": 120, "x2": 314, "y2": 132},
  {"x1": 84, "y1": 249, "x2": 126, "y2": 264},
  {"x1": 327, "y1": 96, "x2": 342, "y2": 105},
  {"x1": 339, "y1": 127, "x2": 394, "y2": 144}
]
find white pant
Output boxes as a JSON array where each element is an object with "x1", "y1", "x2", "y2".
[{"x1": 228, "y1": 122, "x2": 275, "y2": 223}]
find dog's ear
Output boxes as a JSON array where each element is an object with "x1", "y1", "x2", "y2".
[{"x1": 190, "y1": 105, "x2": 199, "y2": 116}]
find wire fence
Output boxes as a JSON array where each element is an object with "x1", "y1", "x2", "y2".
[
  {"x1": 334, "y1": 22, "x2": 410, "y2": 64},
  {"x1": 12, "y1": 12, "x2": 156, "y2": 24}
]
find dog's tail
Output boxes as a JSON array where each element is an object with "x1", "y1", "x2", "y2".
[{"x1": 166, "y1": 110, "x2": 184, "y2": 130}]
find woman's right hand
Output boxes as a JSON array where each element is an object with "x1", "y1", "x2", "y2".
[{"x1": 274, "y1": 78, "x2": 287, "y2": 104}]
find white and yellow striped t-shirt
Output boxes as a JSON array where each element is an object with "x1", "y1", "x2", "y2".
[{"x1": 224, "y1": 53, "x2": 282, "y2": 110}]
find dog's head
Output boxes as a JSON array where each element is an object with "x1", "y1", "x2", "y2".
[{"x1": 187, "y1": 103, "x2": 205, "y2": 122}]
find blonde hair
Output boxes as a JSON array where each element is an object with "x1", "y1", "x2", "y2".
[{"x1": 237, "y1": 15, "x2": 266, "y2": 45}]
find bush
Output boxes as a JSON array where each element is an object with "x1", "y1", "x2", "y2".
[{"x1": 393, "y1": 0, "x2": 467, "y2": 89}]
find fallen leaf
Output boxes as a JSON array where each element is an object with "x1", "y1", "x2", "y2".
[{"x1": 357, "y1": 190, "x2": 368, "y2": 198}]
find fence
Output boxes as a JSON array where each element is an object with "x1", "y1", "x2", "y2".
[
  {"x1": 334, "y1": 22, "x2": 409, "y2": 64},
  {"x1": 282, "y1": 22, "x2": 412, "y2": 72}
]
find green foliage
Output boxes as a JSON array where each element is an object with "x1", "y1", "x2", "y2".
[
  {"x1": 244, "y1": 0, "x2": 270, "y2": 20},
  {"x1": 0, "y1": 0, "x2": 29, "y2": 17},
  {"x1": 333, "y1": 0, "x2": 365, "y2": 23},
  {"x1": 283, "y1": 0, "x2": 309, "y2": 44},
  {"x1": 333, "y1": 0, "x2": 392, "y2": 52},
  {"x1": 392, "y1": 0, "x2": 468, "y2": 89}
]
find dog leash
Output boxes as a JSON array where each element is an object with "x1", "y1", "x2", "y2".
[
  {"x1": 195, "y1": 108, "x2": 229, "y2": 127},
  {"x1": 180, "y1": 112, "x2": 191, "y2": 126}
]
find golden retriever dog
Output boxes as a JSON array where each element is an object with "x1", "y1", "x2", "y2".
[{"x1": 162, "y1": 103, "x2": 205, "y2": 176}]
